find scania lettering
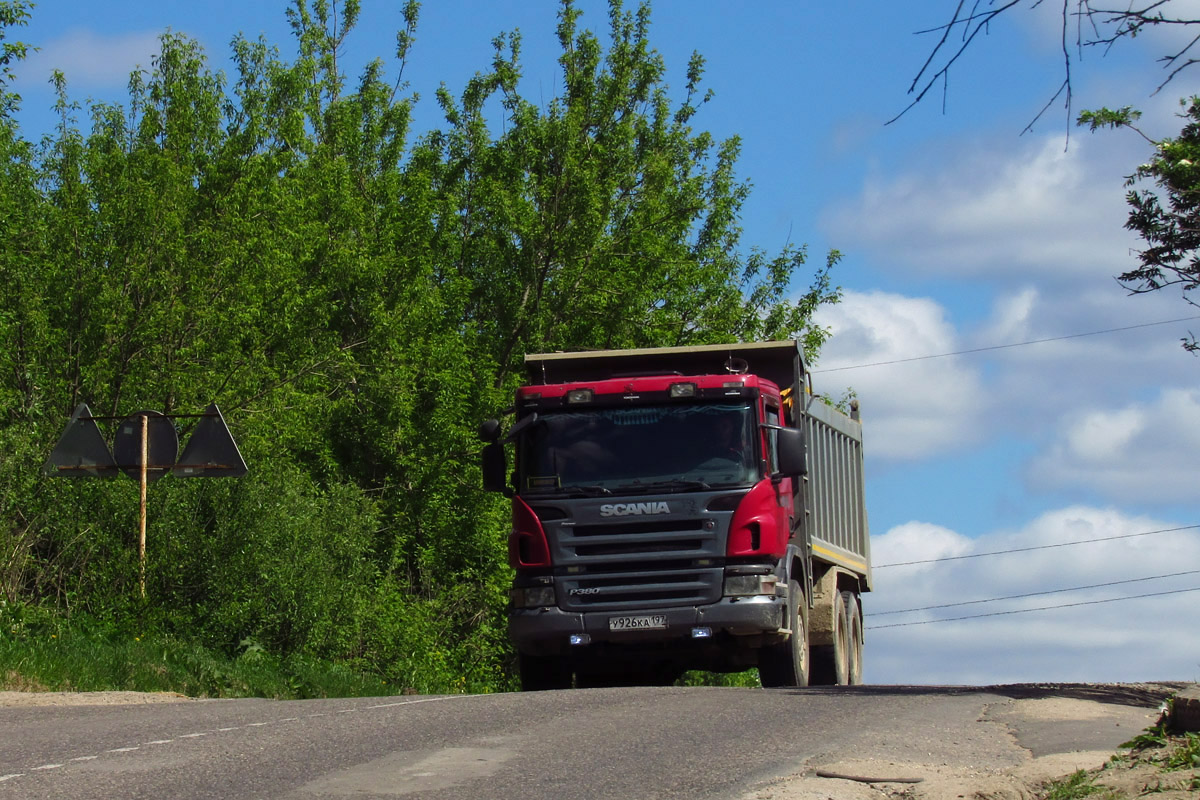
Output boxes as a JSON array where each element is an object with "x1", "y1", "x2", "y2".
[
  {"x1": 479, "y1": 341, "x2": 871, "y2": 690},
  {"x1": 600, "y1": 502, "x2": 671, "y2": 517}
]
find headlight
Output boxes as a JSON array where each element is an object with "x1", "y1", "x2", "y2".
[
  {"x1": 510, "y1": 586, "x2": 556, "y2": 608},
  {"x1": 723, "y1": 574, "x2": 778, "y2": 597}
]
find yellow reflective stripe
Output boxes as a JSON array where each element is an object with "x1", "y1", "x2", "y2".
[{"x1": 811, "y1": 544, "x2": 868, "y2": 573}]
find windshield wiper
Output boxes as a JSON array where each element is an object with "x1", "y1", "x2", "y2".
[
  {"x1": 614, "y1": 479, "x2": 711, "y2": 494},
  {"x1": 524, "y1": 484, "x2": 612, "y2": 497}
]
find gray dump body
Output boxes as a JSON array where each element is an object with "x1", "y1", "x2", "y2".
[{"x1": 803, "y1": 399, "x2": 871, "y2": 589}]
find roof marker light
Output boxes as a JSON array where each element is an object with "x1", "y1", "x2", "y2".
[
  {"x1": 669, "y1": 382, "x2": 697, "y2": 398},
  {"x1": 566, "y1": 389, "x2": 594, "y2": 404}
]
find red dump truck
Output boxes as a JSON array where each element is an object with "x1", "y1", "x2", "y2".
[{"x1": 479, "y1": 340, "x2": 870, "y2": 689}]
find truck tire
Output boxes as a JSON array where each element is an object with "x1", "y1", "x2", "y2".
[
  {"x1": 758, "y1": 578, "x2": 809, "y2": 688},
  {"x1": 810, "y1": 590, "x2": 850, "y2": 685},
  {"x1": 518, "y1": 653, "x2": 572, "y2": 691},
  {"x1": 842, "y1": 590, "x2": 863, "y2": 685}
]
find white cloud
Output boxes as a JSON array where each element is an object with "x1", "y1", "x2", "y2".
[
  {"x1": 977, "y1": 286, "x2": 1039, "y2": 345},
  {"x1": 18, "y1": 29, "x2": 161, "y2": 91},
  {"x1": 865, "y1": 506, "x2": 1200, "y2": 684},
  {"x1": 808, "y1": 278, "x2": 1196, "y2": 477},
  {"x1": 871, "y1": 521, "x2": 972, "y2": 574},
  {"x1": 826, "y1": 133, "x2": 1143, "y2": 282},
  {"x1": 1029, "y1": 388, "x2": 1200, "y2": 503},
  {"x1": 812, "y1": 290, "x2": 987, "y2": 461},
  {"x1": 961, "y1": 290, "x2": 1183, "y2": 449}
]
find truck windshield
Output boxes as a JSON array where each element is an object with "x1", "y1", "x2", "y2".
[{"x1": 517, "y1": 403, "x2": 757, "y2": 495}]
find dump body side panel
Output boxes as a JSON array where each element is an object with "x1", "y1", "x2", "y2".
[{"x1": 802, "y1": 399, "x2": 871, "y2": 589}]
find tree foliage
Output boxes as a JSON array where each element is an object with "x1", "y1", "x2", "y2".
[
  {"x1": 1082, "y1": 98, "x2": 1200, "y2": 352},
  {"x1": 0, "y1": 0, "x2": 840, "y2": 691}
]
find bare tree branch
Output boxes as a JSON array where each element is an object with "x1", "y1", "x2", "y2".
[{"x1": 898, "y1": 1, "x2": 1200, "y2": 127}]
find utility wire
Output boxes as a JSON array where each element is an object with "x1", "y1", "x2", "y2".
[
  {"x1": 871, "y1": 569, "x2": 1200, "y2": 616},
  {"x1": 874, "y1": 523, "x2": 1200, "y2": 568},
  {"x1": 811, "y1": 315, "x2": 1200, "y2": 374},
  {"x1": 866, "y1": 586, "x2": 1200, "y2": 630}
]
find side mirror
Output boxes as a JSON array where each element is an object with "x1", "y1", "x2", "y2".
[
  {"x1": 478, "y1": 419, "x2": 501, "y2": 443},
  {"x1": 481, "y1": 442, "x2": 510, "y2": 494},
  {"x1": 776, "y1": 427, "x2": 807, "y2": 477}
]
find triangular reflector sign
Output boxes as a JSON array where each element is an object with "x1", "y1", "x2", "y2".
[
  {"x1": 42, "y1": 403, "x2": 119, "y2": 477},
  {"x1": 173, "y1": 404, "x2": 248, "y2": 477}
]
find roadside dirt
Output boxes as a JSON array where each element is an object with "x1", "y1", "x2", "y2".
[
  {"x1": 741, "y1": 687, "x2": 1187, "y2": 800},
  {"x1": 743, "y1": 750, "x2": 1122, "y2": 800},
  {"x1": 0, "y1": 690, "x2": 193, "y2": 707},
  {"x1": 1082, "y1": 738, "x2": 1199, "y2": 800}
]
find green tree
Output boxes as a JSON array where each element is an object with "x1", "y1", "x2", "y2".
[
  {"x1": 0, "y1": 0, "x2": 31, "y2": 118},
  {"x1": 0, "y1": 0, "x2": 840, "y2": 692},
  {"x1": 1079, "y1": 101, "x2": 1200, "y2": 353}
]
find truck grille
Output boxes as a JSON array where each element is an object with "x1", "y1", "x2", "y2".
[{"x1": 552, "y1": 516, "x2": 724, "y2": 611}]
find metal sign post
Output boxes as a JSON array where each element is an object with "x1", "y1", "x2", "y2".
[
  {"x1": 43, "y1": 403, "x2": 248, "y2": 600},
  {"x1": 140, "y1": 413, "x2": 148, "y2": 598}
]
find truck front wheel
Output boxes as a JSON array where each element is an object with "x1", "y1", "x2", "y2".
[
  {"x1": 758, "y1": 578, "x2": 809, "y2": 688},
  {"x1": 518, "y1": 653, "x2": 572, "y2": 691}
]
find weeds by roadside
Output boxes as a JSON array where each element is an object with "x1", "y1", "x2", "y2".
[
  {"x1": 1037, "y1": 700, "x2": 1200, "y2": 800},
  {"x1": 1041, "y1": 769, "x2": 1110, "y2": 800}
]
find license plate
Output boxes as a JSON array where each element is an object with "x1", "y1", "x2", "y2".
[{"x1": 608, "y1": 614, "x2": 667, "y2": 631}]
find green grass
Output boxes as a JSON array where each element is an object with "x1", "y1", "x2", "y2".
[
  {"x1": 0, "y1": 612, "x2": 410, "y2": 700},
  {"x1": 676, "y1": 669, "x2": 761, "y2": 688},
  {"x1": 1163, "y1": 732, "x2": 1200, "y2": 771},
  {"x1": 1040, "y1": 770, "x2": 1111, "y2": 800}
]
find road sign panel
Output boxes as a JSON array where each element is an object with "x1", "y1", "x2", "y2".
[
  {"x1": 174, "y1": 404, "x2": 248, "y2": 477},
  {"x1": 42, "y1": 403, "x2": 119, "y2": 477},
  {"x1": 112, "y1": 410, "x2": 179, "y2": 483}
]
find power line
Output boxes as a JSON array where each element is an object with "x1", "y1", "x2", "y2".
[
  {"x1": 866, "y1": 586, "x2": 1200, "y2": 630},
  {"x1": 871, "y1": 569, "x2": 1200, "y2": 616},
  {"x1": 874, "y1": 523, "x2": 1200, "y2": 569},
  {"x1": 811, "y1": 315, "x2": 1200, "y2": 374}
]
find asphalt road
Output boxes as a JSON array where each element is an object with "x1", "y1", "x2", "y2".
[{"x1": 0, "y1": 684, "x2": 1173, "y2": 800}]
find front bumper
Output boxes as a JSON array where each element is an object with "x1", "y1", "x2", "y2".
[{"x1": 509, "y1": 595, "x2": 785, "y2": 656}]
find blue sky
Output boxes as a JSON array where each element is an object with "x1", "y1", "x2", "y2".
[{"x1": 8, "y1": 0, "x2": 1200, "y2": 685}]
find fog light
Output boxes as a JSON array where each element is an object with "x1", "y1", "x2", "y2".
[
  {"x1": 691, "y1": 627, "x2": 712, "y2": 639},
  {"x1": 569, "y1": 634, "x2": 591, "y2": 646}
]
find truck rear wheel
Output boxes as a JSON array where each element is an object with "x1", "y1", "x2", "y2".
[
  {"x1": 810, "y1": 590, "x2": 850, "y2": 686},
  {"x1": 843, "y1": 591, "x2": 863, "y2": 685},
  {"x1": 518, "y1": 653, "x2": 572, "y2": 691},
  {"x1": 758, "y1": 578, "x2": 809, "y2": 688}
]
